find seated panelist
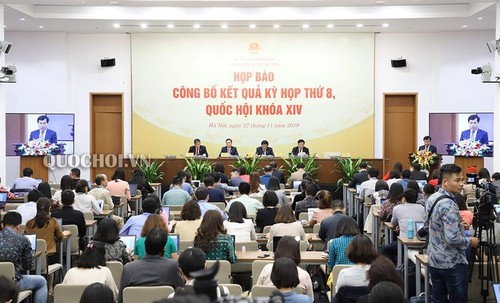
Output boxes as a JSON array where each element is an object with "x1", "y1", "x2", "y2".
[
  {"x1": 219, "y1": 138, "x2": 239, "y2": 157},
  {"x1": 255, "y1": 140, "x2": 274, "y2": 156},
  {"x1": 291, "y1": 139, "x2": 310, "y2": 156},
  {"x1": 188, "y1": 138, "x2": 208, "y2": 157}
]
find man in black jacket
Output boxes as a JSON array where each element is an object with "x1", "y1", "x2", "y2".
[
  {"x1": 52, "y1": 189, "x2": 87, "y2": 250},
  {"x1": 348, "y1": 162, "x2": 369, "y2": 188}
]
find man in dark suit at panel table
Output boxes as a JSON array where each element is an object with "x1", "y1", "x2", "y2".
[
  {"x1": 348, "y1": 161, "x2": 369, "y2": 189},
  {"x1": 219, "y1": 138, "x2": 239, "y2": 157},
  {"x1": 188, "y1": 138, "x2": 209, "y2": 157},
  {"x1": 291, "y1": 139, "x2": 310, "y2": 156},
  {"x1": 418, "y1": 135, "x2": 438, "y2": 154},
  {"x1": 255, "y1": 140, "x2": 274, "y2": 156},
  {"x1": 270, "y1": 162, "x2": 285, "y2": 184}
]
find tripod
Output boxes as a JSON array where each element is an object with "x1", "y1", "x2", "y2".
[{"x1": 470, "y1": 219, "x2": 499, "y2": 303}]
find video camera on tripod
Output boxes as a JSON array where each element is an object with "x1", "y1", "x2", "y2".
[{"x1": 473, "y1": 182, "x2": 498, "y2": 228}]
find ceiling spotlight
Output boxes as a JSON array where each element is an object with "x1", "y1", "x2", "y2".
[
  {"x1": 39, "y1": 25, "x2": 44, "y2": 29},
  {"x1": 140, "y1": 23, "x2": 148, "y2": 29},
  {"x1": 375, "y1": 0, "x2": 386, "y2": 3},
  {"x1": 356, "y1": 24, "x2": 364, "y2": 28},
  {"x1": 193, "y1": 24, "x2": 201, "y2": 29},
  {"x1": 462, "y1": 25, "x2": 468, "y2": 28},
  {"x1": 478, "y1": 17, "x2": 483, "y2": 20},
  {"x1": 113, "y1": 23, "x2": 120, "y2": 28},
  {"x1": 249, "y1": 24, "x2": 256, "y2": 29},
  {"x1": 109, "y1": 1, "x2": 120, "y2": 4},
  {"x1": 167, "y1": 24, "x2": 175, "y2": 29},
  {"x1": 327, "y1": 24, "x2": 334, "y2": 28},
  {"x1": 382, "y1": 23, "x2": 389, "y2": 27},
  {"x1": 19, "y1": 18, "x2": 25, "y2": 21},
  {"x1": 302, "y1": 24, "x2": 310, "y2": 29},
  {"x1": 221, "y1": 24, "x2": 228, "y2": 29},
  {"x1": 273, "y1": 24, "x2": 280, "y2": 29}
]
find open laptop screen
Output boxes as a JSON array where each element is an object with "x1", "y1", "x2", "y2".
[
  {"x1": 169, "y1": 234, "x2": 180, "y2": 251},
  {"x1": 120, "y1": 235, "x2": 136, "y2": 252},
  {"x1": 25, "y1": 234, "x2": 37, "y2": 252}
]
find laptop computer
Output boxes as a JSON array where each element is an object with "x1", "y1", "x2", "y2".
[
  {"x1": 169, "y1": 234, "x2": 180, "y2": 251},
  {"x1": 292, "y1": 180, "x2": 302, "y2": 190},
  {"x1": 307, "y1": 208, "x2": 319, "y2": 222},
  {"x1": 356, "y1": 184, "x2": 362, "y2": 194},
  {"x1": 492, "y1": 283, "x2": 500, "y2": 303},
  {"x1": 415, "y1": 221, "x2": 425, "y2": 241},
  {"x1": 120, "y1": 235, "x2": 136, "y2": 252},
  {"x1": 56, "y1": 218, "x2": 63, "y2": 229},
  {"x1": 25, "y1": 234, "x2": 37, "y2": 253},
  {"x1": 192, "y1": 180, "x2": 200, "y2": 188},
  {"x1": 0, "y1": 192, "x2": 8, "y2": 208},
  {"x1": 162, "y1": 206, "x2": 170, "y2": 221},
  {"x1": 35, "y1": 178, "x2": 43, "y2": 185},
  {"x1": 129, "y1": 183, "x2": 138, "y2": 196},
  {"x1": 416, "y1": 180, "x2": 427, "y2": 190},
  {"x1": 96, "y1": 199, "x2": 105, "y2": 211}
]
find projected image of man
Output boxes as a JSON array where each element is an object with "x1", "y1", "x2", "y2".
[
  {"x1": 459, "y1": 114, "x2": 488, "y2": 145},
  {"x1": 28, "y1": 115, "x2": 58, "y2": 144}
]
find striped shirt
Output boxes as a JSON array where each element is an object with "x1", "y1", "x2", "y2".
[{"x1": 328, "y1": 235, "x2": 355, "y2": 268}]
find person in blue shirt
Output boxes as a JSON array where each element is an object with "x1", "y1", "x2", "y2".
[
  {"x1": 271, "y1": 257, "x2": 313, "y2": 303},
  {"x1": 195, "y1": 188, "x2": 228, "y2": 221},
  {"x1": 119, "y1": 197, "x2": 158, "y2": 236},
  {"x1": 259, "y1": 165, "x2": 273, "y2": 189}
]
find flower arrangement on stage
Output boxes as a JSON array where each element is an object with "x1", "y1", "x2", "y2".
[
  {"x1": 17, "y1": 139, "x2": 62, "y2": 156},
  {"x1": 450, "y1": 139, "x2": 490, "y2": 157},
  {"x1": 409, "y1": 150, "x2": 440, "y2": 170}
]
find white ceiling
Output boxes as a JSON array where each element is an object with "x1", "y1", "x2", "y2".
[{"x1": 2, "y1": 0, "x2": 498, "y2": 33}]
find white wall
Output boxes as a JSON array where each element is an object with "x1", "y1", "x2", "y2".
[
  {"x1": 4, "y1": 32, "x2": 131, "y2": 186},
  {"x1": 374, "y1": 31, "x2": 496, "y2": 171},
  {"x1": 2, "y1": 30, "x2": 497, "y2": 185}
]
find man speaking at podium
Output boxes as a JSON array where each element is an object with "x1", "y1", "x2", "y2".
[
  {"x1": 418, "y1": 136, "x2": 437, "y2": 153},
  {"x1": 459, "y1": 114, "x2": 488, "y2": 145},
  {"x1": 28, "y1": 115, "x2": 58, "y2": 144}
]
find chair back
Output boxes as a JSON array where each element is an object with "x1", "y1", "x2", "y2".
[
  {"x1": 206, "y1": 260, "x2": 231, "y2": 284},
  {"x1": 4, "y1": 203, "x2": 19, "y2": 212},
  {"x1": 251, "y1": 285, "x2": 304, "y2": 297},
  {"x1": 236, "y1": 241, "x2": 258, "y2": 251},
  {"x1": 220, "y1": 284, "x2": 242, "y2": 296},
  {"x1": 54, "y1": 284, "x2": 88, "y2": 303},
  {"x1": 251, "y1": 260, "x2": 273, "y2": 286},
  {"x1": 62, "y1": 224, "x2": 79, "y2": 255},
  {"x1": 262, "y1": 226, "x2": 272, "y2": 233},
  {"x1": 106, "y1": 261, "x2": 124, "y2": 288},
  {"x1": 168, "y1": 205, "x2": 183, "y2": 212},
  {"x1": 82, "y1": 212, "x2": 94, "y2": 220},
  {"x1": 298, "y1": 212, "x2": 308, "y2": 221},
  {"x1": 179, "y1": 240, "x2": 193, "y2": 251},
  {"x1": 0, "y1": 262, "x2": 15, "y2": 280},
  {"x1": 330, "y1": 265, "x2": 355, "y2": 297},
  {"x1": 122, "y1": 286, "x2": 175, "y2": 303},
  {"x1": 313, "y1": 223, "x2": 320, "y2": 234}
]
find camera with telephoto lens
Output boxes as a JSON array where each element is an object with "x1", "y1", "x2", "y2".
[
  {"x1": 190, "y1": 261, "x2": 285, "y2": 303},
  {"x1": 471, "y1": 67, "x2": 483, "y2": 74}
]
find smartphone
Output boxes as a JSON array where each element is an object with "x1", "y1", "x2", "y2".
[{"x1": 257, "y1": 254, "x2": 270, "y2": 258}]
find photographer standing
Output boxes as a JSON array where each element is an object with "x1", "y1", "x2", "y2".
[{"x1": 426, "y1": 164, "x2": 479, "y2": 303}]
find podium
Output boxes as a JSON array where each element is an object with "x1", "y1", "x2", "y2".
[
  {"x1": 454, "y1": 156, "x2": 484, "y2": 170},
  {"x1": 20, "y1": 156, "x2": 49, "y2": 181}
]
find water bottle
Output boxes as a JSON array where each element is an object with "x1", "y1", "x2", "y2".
[
  {"x1": 242, "y1": 246, "x2": 246, "y2": 253},
  {"x1": 407, "y1": 219, "x2": 414, "y2": 239}
]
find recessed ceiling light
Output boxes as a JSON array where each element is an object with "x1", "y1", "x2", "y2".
[
  {"x1": 193, "y1": 24, "x2": 200, "y2": 29},
  {"x1": 302, "y1": 24, "x2": 310, "y2": 29},
  {"x1": 356, "y1": 24, "x2": 364, "y2": 28},
  {"x1": 19, "y1": 18, "x2": 25, "y2": 21},
  {"x1": 462, "y1": 25, "x2": 468, "y2": 28},
  {"x1": 273, "y1": 24, "x2": 280, "y2": 29},
  {"x1": 327, "y1": 24, "x2": 334, "y2": 28},
  {"x1": 39, "y1": 25, "x2": 44, "y2": 29},
  {"x1": 382, "y1": 23, "x2": 389, "y2": 27},
  {"x1": 113, "y1": 23, "x2": 120, "y2": 28},
  {"x1": 249, "y1": 24, "x2": 256, "y2": 29},
  {"x1": 140, "y1": 23, "x2": 148, "y2": 29},
  {"x1": 478, "y1": 17, "x2": 483, "y2": 20},
  {"x1": 3, "y1": 25, "x2": 6, "y2": 28},
  {"x1": 110, "y1": 1, "x2": 120, "y2": 4},
  {"x1": 167, "y1": 24, "x2": 175, "y2": 29},
  {"x1": 375, "y1": 0, "x2": 386, "y2": 3},
  {"x1": 221, "y1": 24, "x2": 228, "y2": 29}
]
